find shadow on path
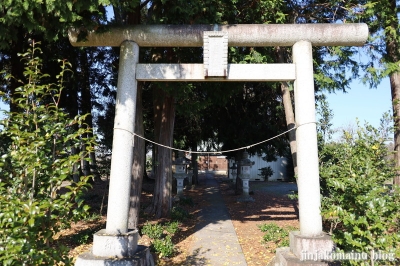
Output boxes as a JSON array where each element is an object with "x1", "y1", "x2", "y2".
[{"x1": 183, "y1": 172, "x2": 247, "y2": 266}]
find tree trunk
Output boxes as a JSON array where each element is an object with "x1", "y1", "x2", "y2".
[
  {"x1": 151, "y1": 144, "x2": 156, "y2": 179},
  {"x1": 276, "y1": 46, "x2": 298, "y2": 177},
  {"x1": 150, "y1": 88, "x2": 175, "y2": 218},
  {"x1": 191, "y1": 141, "x2": 199, "y2": 185},
  {"x1": 128, "y1": 84, "x2": 145, "y2": 230},
  {"x1": 385, "y1": 2, "x2": 400, "y2": 186},
  {"x1": 390, "y1": 71, "x2": 400, "y2": 186}
]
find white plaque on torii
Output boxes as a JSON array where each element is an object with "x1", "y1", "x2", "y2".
[{"x1": 203, "y1": 31, "x2": 228, "y2": 77}]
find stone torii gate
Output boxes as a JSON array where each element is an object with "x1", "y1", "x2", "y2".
[{"x1": 69, "y1": 24, "x2": 368, "y2": 265}]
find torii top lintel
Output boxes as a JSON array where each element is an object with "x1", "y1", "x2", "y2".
[{"x1": 69, "y1": 23, "x2": 368, "y2": 48}]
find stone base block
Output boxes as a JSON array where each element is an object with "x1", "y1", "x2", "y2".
[
  {"x1": 236, "y1": 196, "x2": 255, "y2": 202},
  {"x1": 93, "y1": 229, "x2": 139, "y2": 258},
  {"x1": 289, "y1": 231, "x2": 335, "y2": 260},
  {"x1": 273, "y1": 247, "x2": 338, "y2": 266},
  {"x1": 75, "y1": 245, "x2": 154, "y2": 266}
]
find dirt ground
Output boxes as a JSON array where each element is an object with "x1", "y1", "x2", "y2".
[
  {"x1": 58, "y1": 176, "x2": 299, "y2": 265},
  {"x1": 218, "y1": 180, "x2": 299, "y2": 265}
]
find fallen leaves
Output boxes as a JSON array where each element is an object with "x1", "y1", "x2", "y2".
[
  {"x1": 218, "y1": 182, "x2": 299, "y2": 266},
  {"x1": 55, "y1": 178, "x2": 299, "y2": 266}
]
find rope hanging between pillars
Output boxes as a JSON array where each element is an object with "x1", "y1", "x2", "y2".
[{"x1": 113, "y1": 121, "x2": 317, "y2": 155}]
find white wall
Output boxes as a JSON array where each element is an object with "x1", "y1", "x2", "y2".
[{"x1": 229, "y1": 155, "x2": 288, "y2": 181}]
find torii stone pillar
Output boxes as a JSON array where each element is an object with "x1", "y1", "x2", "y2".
[
  {"x1": 106, "y1": 41, "x2": 138, "y2": 235},
  {"x1": 293, "y1": 40, "x2": 323, "y2": 237},
  {"x1": 69, "y1": 23, "x2": 368, "y2": 266},
  {"x1": 272, "y1": 40, "x2": 337, "y2": 265},
  {"x1": 75, "y1": 41, "x2": 154, "y2": 265}
]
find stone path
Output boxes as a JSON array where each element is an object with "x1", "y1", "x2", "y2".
[{"x1": 185, "y1": 173, "x2": 247, "y2": 266}]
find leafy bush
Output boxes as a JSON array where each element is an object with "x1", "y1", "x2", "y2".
[
  {"x1": 287, "y1": 191, "x2": 298, "y2": 200},
  {"x1": 0, "y1": 43, "x2": 94, "y2": 265},
  {"x1": 141, "y1": 199, "x2": 188, "y2": 258},
  {"x1": 258, "y1": 166, "x2": 274, "y2": 181},
  {"x1": 141, "y1": 222, "x2": 164, "y2": 239},
  {"x1": 258, "y1": 222, "x2": 296, "y2": 248},
  {"x1": 320, "y1": 123, "x2": 400, "y2": 265},
  {"x1": 141, "y1": 221, "x2": 180, "y2": 258},
  {"x1": 164, "y1": 221, "x2": 180, "y2": 235},
  {"x1": 72, "y1": 233, "x2": 91, "y2": 246},
  {"x1": 152, "y1": 235, "x2": 175, "y2": 258}
]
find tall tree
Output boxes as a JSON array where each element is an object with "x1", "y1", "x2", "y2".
[
  {"x1": 300, "y1": 0, "x2": 400, "y2": 185},
  {"x1": 150, "y1": 86, "x2": 175, "y2": 218},
  {"x1": 0, "y1": 1, "x2": 126, "y2": 182},
  {"x1": 128, "y1": 84, "x2": 146, "y2": 228},
  {"x1": 358, "y1": 0, "x2": 400, "y2": 185},
  {"x1": 0, "y1": 1, "x2": 110, "y2": 110},
  {"x1": 275, "y1": 46, "x2": 298, "y2": 175}
]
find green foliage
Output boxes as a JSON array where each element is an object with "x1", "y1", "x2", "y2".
[
  {"x1": 287, "y1": 191, "x2": 298, "y2": 200},
  {"x1": 152, "y1": 235, "x2": 175, "y2": 258},
  {"x1": 316, "y1": 94, "x2": 334, "y2": 144},
  {"x1": 0, "y1": 43, "x2": 94, "y2": 265},
  {"x1": 258, "y1": 223, "x2": 296, "y2": 248},
  {"x1": 164, "y1": 221, "x2": 180, "y2": 235},
  {"x1": 361, "y1": 1, "x2": 400, "y2": 80},
  {"x1": 320, "y1": 122, "x2": 400, "y2": 265},
  {"x1": 139, "y1": 197, "x2": 189, "y2": 258},
  {"x1": 141, "y1": 222, "x2": 164, "y2": 239},
  {"x1": 171, "y1": 205, "x2": 190, "y2": 221},
  {"x1": 141, "y1": 221, "x2": 180, "y2": 258},
  {"x1": 258, "y1": 166, "x2": 274, "y2": 181},
  {"x1": 0, "y1": 0, "x2": 142, "y2": 49},
  {"x1": 72, "y1": 233, "x2": 91, "y2": 245}
]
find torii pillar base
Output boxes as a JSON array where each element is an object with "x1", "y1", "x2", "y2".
[
  {"x1": 75, "y1": 245, "x2": 154, "y2": 266},
  {"x1": 270, "y1": 232, "x2": 336, "y2": 266},
  {"x1": 75, "y1": 229, "x2": 155, "y2": 266}
]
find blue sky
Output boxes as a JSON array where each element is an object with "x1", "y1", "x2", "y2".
[{"x1": 325, "y1": 77, "x2": 392, "y2": 131}]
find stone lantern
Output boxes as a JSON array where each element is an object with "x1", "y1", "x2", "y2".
[
  {"x1": 173, "y1": 151, "x2": 188, "y2": 196},
  {"x1": 229, "y1": 162, "x2": 238, "y2": 184},
  {"x1": 239, "y1": 151, "x2": 254, "y2": 201}
]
